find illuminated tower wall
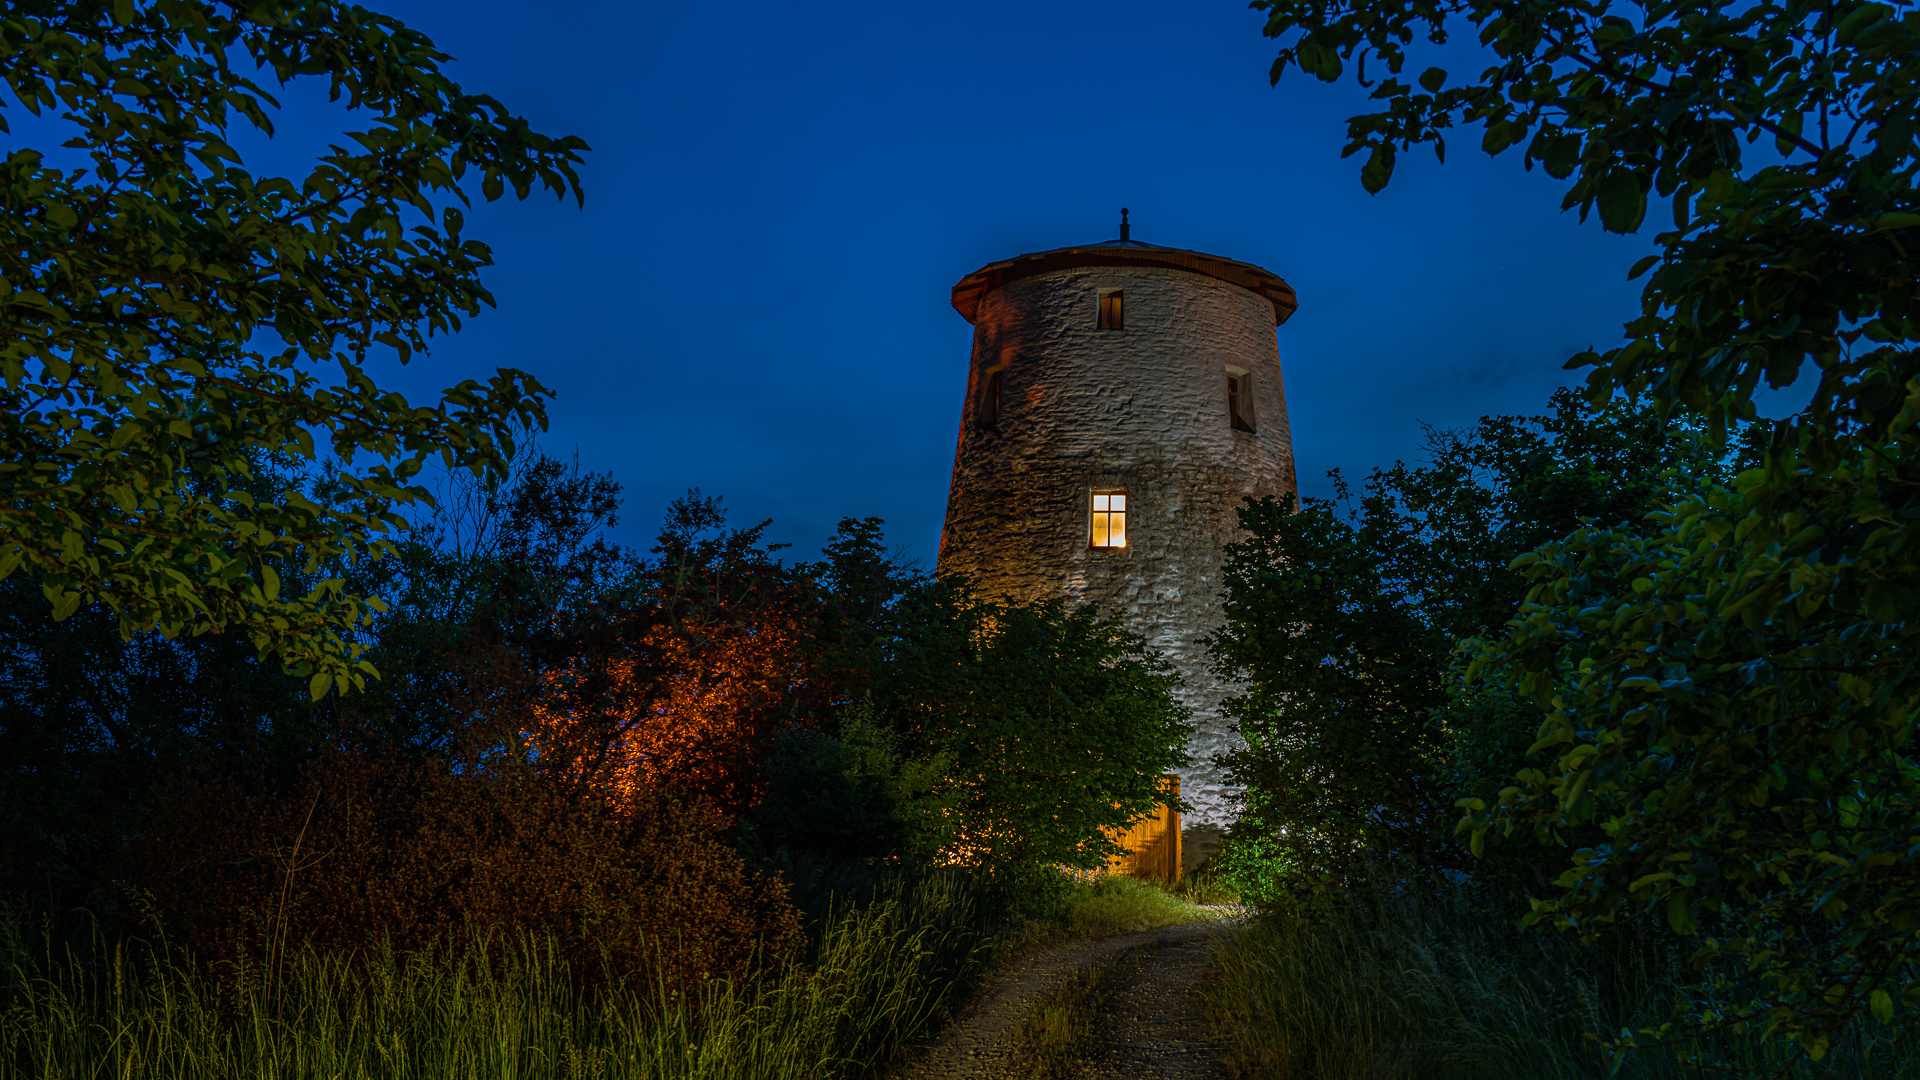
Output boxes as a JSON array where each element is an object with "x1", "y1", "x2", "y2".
[{"x1": 937, "y1": 230, "x2": 1300, "y2": 871}]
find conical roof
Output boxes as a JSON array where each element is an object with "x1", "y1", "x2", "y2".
[{"x1": 951, "y1": 236, "x2": 1298, "y2": 326}]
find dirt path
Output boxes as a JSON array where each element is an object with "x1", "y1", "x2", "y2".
[
  {"x1": 887, "y1": 912, "x2": 1243, "y2": 1080},
  {"x1": 1074, "y1": 925, "x2": 1232, "y2": 1080}
]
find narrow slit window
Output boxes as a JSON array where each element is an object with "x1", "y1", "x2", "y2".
[
  {"x1": 1228, "y1": 371, "x2": 1256, "y2": 433},
  {"x1": 1098, "y1": 291, "x2": 1124, "y2": 330},
  {"x1": 978, "y1": 368, "x2": 1004, "y2": 428},
  {"x1": 1091, "y1": 490, "x2": 1127, "y2": 548}
]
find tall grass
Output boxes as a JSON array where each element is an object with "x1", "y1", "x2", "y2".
[
  {"x1": 1203, "y1": 886, "x2": 1916, "y2": 1080},
  {"x1": 1007, "y1": 874, "x2": 1214, "y2": 950},
  {"x1": 1006, "y1": 958, "x2": 1120, "y2": 1080},
  {"x1": 1170, "y1": 867, "x2": 1240, "y2": 906},
  {"x1": 0, "y1": 874, "x2": 987, "y2": 1080}
]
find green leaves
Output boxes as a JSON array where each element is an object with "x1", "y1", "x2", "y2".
[
  {"x1": 1834, "y1": 3, "x2": 1896, "y2": 47},
  {"x1": 1665, "y1": 892, "x2": 1695, "y2": 935},
  {"x1": 1251, "y1": 0, "x2": 1920, "y2": 420},
  {"x1": 1215, "y1": 392, "x2": 1709, "y2": 908},
  {"x1": 874, "y1": 581, "x2": 1190, "y2": 874},
  {"x1": 1249, "y1": 0, "x2": 1920, "y2": 1047},
  {"x1": 1596, "y1": 170, "x2": 1646, "y2": 234},
  {"x1": 1250, "y1": 0, "x2": 1920, "y2": 1052},
  {"x1": 1293, "y1": 38, "x2": 1345, "y2": 82},
  {"x1": 1360, "y1": 144, "x2": 1396, "y2": 194},
  {"x1": 1480, "y1": 439, "x2": 1920, "y2": 1051},
  {"x1": 1838, "y1": 672, "x2": 1873, "y2": 704},
  {"x1": 0, "y1": 0, "x2": 586, "y2": 693}
]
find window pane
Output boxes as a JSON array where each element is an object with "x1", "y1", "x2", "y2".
[
  {"x1": 1093, "y1": 494, "x2": 1108, "y2": 511},
  {"x1": 1110, "y1": 513, "x2": 1127, "y2": 548},
  {"x1": 1092, "y1": 513, "x2": 1110, "y2": 547},
  {"x1": 1111, "y1": 494, "x2": 1126, "y2": 511}
]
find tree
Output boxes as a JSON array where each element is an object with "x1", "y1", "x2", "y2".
[
  {"x1": 1212, "y1": 392, "x2": 1716, "y2": 906},
  {"x1": 1250, "y1": 0, "x2": 1920, "y2": 1055},
  {"x1": 0, "y1": 444, "x2": 633, "y2": 899},
  {"x1": 333, "y1": 446, "x2": 635, "y2": 756},
  {"x1": 0, "y1": 0, "x2": 586, "y2": 695},
  {"x1": 0, "y1": 455, "x2": 324, "y2": 898},
  {"x1": 1250, "y1": 0, "x2": 1918, "y2": 427},
  {"x1": 525, "y1": 492, "x2": 821, "y2": 815},
  {"x1": 875, "y1": 580, "x2": 1191, "y2": 877}
]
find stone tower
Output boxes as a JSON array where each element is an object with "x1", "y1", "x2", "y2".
[{"x1": 937, "y1": 215, "x2": 1299, "y2": 871}]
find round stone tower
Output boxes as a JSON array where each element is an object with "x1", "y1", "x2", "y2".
[{"x1": 937, "y1": 214, "x2": 1299, "y2": 871}]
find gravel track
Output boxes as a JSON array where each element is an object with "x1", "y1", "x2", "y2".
[{"x1": 886, "y1": 912, "x2": 1243, "y2": 1080}]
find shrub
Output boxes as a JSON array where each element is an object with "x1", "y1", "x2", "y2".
[
  {"x1": 1204, "y1": 882, "x2": 1919, "y2": 1079},
  {"x1": 754, "y1": 707, "x2": 957, "y2": 866},
  {"x1": 874, "y1": 582, "x2": 1191, "y2": 878},
  {"x1": 123, "y1": 751, "x2": 803, "y2": 992}
]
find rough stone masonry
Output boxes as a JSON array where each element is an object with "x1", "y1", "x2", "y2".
[{"x1": 936, "y1": 227, "x2": 1300, "y2": 873}]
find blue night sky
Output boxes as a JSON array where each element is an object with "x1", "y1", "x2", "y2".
[{"x1": 296, "y1": 1, "x2": 1666, "y2": 564}]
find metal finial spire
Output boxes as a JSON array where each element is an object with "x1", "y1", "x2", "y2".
[{"x1": 1119, "y1": 207, "x2": 1131, "y2": 242}]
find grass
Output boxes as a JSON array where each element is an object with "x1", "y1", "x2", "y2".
[
  {"x1": 1005, "y1": 957, "x2": 1122, "y2": 1080},
  {"x1": 0, "y1": 871, "x2": 1221, "y2": 1079},
  {"x1": 1006, "y1": 873, "x2": 1215, "y2": 952},
  {"x1": 1171, "y1": 865, "x2": 1242, "y2": 906},
  {"x1": 0, "y1": 873, "x2": 989, "y2": 1080},
  {"x1": 1203, "y1": 885, "x2": 1918, "y2": 1080},
  {"x1": 995, "y1": 873, "x2": 1221, "y2": 1078}
]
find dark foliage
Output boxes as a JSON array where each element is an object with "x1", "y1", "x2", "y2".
[
  {"x1": 124, "y1": 753, "x2": 805, "y2": 994},
  {"x1": 1248, "y1": 0, "x2": 1920, "y2": 1053},
  {"x1": 1210, "y1": 391, "x2": 1724, "y2": 905},
  {"x1": 867, "y1": 580, "x2": 1191, "y2": 878},
  {"x1": 0, "y1": 438, "x2": 1189, "y2": 989}
]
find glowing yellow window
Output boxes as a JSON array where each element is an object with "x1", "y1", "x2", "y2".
[{"x1": 1091, "y1": 490, "x2": 1127, "y2": 548}]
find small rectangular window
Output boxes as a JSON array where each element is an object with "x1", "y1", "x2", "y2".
[
  {"x1": 978, "y1": 368, "x2": 1004, "y2": 428},
  {"x1": 1098, "y1": 291, "x2": 1124, "y2": 330},
  {"x1": 1091, "y1": 489, "x2": 1127, "y2": 548},
  {"x1": 1228, "y1": 371, "x2": 1256, "y2": 433}
]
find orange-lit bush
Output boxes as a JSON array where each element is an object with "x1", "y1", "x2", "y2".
[
  {"x1": 531, "y1": 604, "x2": 818, "y2": 816},
  {"x1": 123, "y1": 752, "x2": 804, "y2": 992}
]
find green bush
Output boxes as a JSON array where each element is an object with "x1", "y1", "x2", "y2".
[
  {"x1": 1204, "y1": 884, "x2": 1918, "y2": 1080},
  {"x1": 1209, "y1": 392, "x2": 1718, "y2": 912},
  {"x1": 872, "y1": 582, "x2": 1191, "y2": 878},
  {"x1": 754, "y1": 706, "x2": 957, "y2": 867}
]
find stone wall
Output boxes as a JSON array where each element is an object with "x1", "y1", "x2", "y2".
[{"x1": 936, "y1": 262, "x2": 1297, "y2": 860}]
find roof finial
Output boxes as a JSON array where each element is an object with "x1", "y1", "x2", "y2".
[{"x1": 1119, "y1": 207, "x2": 1131, "y2": 242}]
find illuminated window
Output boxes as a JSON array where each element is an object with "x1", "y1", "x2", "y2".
[
  {"x1": 978, "y1": 368, "x2": 1004, "y2": 428},
  {"x1": 1228, "y1": 371, "x2": 1256, "y2": 432},
  {"x1": 1090, "y1": 490, "x2": 1127, "y2": 548},
  {"x1": 1098, "y1": 291, "x2": 1124, "y2": 330}
]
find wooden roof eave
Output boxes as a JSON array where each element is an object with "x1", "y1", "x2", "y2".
[{"x1": 950, "y1": 245, "x2": 1299, "y2": 326}]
